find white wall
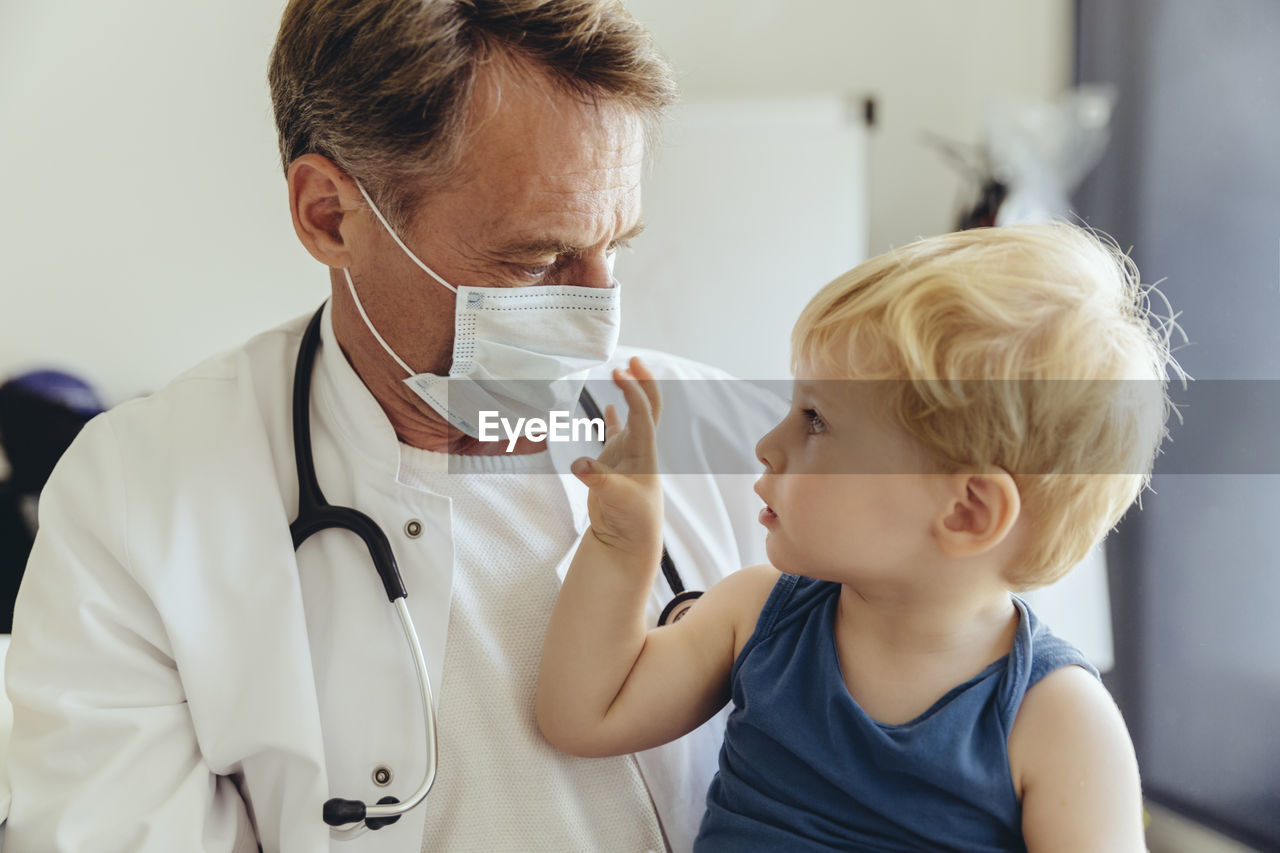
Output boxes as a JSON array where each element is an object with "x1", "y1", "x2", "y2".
[
  {"x1": 625, "y1": 0, "x2": 1075, "y2": 255},
  {"x1": 0, "y1": 0, "x2": 1072, "y2": 406},
  {"x1": 616, "y1": 96, "x2": 867, "y2": 379},
  {"x1": 1, "y1": 0, "x2": 317, "y2": 406}
]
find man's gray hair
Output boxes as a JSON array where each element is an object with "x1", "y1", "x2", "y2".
[{"x1": 268, "y1": 0, "x2": 677, "y2": 229}]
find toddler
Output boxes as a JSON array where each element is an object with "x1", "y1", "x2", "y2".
[{"x1": 536, "y1": 223, "x2": 1177, "y2": 852}]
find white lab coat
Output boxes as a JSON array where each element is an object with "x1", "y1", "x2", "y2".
[{"x1": 2, "y1": 305, "x2": 785, "y2": 852}]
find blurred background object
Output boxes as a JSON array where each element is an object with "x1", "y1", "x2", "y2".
[
  {"x1": 927, "y1": 84, "x2": 1117, "y2": 229},
  {"x1": 0, "y1": 371, "x2": 105, "y2": 632},
  {"x1": 984, "y1": 84, "x2": 1116, "y2": 226}
]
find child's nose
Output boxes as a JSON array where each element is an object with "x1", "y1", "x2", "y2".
[{"x1": 756, "y1": 425, "x2": 782, "y2": 472}]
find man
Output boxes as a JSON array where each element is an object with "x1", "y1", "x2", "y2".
[{"x1": 4, "y1": 1, "x2": 776, "y2": 851}]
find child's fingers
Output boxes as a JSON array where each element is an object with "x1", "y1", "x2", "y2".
[
  {"x1": 570, "y1": 456, "x2": 608, "y2": 489},
  {"x1": 570, "y1": 456, "x2": 631, "y2": 495},
  {"x1": 628, "y1": 357, "x2": 662, "y2": 425},
  {"x1": 603, "y1": 403, "x2": 622, "y2": 440},
  {"x1": 613, "y1": 368, "x2": 657, "y2": 454}
]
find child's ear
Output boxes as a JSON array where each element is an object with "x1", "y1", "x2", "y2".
[{"x1": 934, "y1": 469, "x2": 1021, "y2": 557}]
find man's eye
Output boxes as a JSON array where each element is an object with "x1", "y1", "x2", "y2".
[
  {"x1": 512, "y1": 259, "x2": 556, "y2": 280},
  {"x1": 802, "y1": 408, "x2": 827, "y2": 435}
]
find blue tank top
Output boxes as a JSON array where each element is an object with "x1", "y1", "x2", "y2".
[{"x1": 695, "y1": 574, "x2": 1097, "y2": 852}]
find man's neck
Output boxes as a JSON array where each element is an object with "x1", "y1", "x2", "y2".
[
  {"x1": 328, "y1": 284, "x2": 547, "y2": 456},
  {"x1": 382, "y1": 384, "x2": 547, "y2": 456},
  {"x1": 338, "y1": 336, "x2": 545, "y2": 457}
]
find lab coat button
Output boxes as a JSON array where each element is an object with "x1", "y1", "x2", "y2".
[
  {"x1": 373, "y1": 766, "x2": 393, "y2": 786},
  {"x1": 404, "y1": 519, "x2": 423, "y2": 538}
]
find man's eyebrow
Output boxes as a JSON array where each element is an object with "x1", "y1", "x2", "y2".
[
  {"x1": 614, "y1": 220, "x2": 646, "y2": 244},
  {"x1": 491, "y1": 221, "x2": 647, "y2": 259}
]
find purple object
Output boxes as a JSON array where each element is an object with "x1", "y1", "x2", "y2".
[{"x1": 7, "y1": 369, "x2": 104, "y2": 418}]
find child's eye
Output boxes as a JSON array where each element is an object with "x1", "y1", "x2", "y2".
[{"x1": 802, "y1": 408, "x2": 827, "y2": 435}]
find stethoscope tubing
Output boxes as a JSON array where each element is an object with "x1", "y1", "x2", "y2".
[
  {"x1": 290, "y1": 307, "x2": 434, "y2": 832},
  {"x1": 319, "y1": 597, "x2": 439, "y2": 830},
  {"x1": 289, "y1": 303, "x2": 696, "y2": 833}
]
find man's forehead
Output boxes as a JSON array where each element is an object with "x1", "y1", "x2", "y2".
[
  {"x1": 462, "y1": 54, "x2": 647, "y2": 159},
  {"x1": 450, "y1": 74, "x2": 643, "y2": 190},
  {"x1": 405, "y1": 54, "x2": 647, "y2": 251}
]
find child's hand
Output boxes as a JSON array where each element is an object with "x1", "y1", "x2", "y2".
[{"x1": 570, "y1": 357, "x2": 663, "y2": 562}]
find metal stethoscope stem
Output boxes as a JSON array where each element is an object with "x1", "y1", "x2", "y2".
[{"x1": 321, "y1": 597, "x2": 438, "y2": 832}]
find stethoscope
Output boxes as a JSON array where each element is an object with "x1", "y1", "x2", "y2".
[{"x1": 289, "y1": 305, "x2": 703, "y2": 832}]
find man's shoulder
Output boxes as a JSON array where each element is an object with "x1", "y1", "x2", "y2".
[
  {"x1": 108, "y1": 311, "x2": 310, "y2": 430},
  {"x1": 78, "y1": 311, "x2": 313, "y2": 487},
  {"x1": 157, "y1": 310, "x2": 310, "y2": 392}
]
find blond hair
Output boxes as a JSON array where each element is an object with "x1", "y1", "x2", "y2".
[
  {"x1": 268, "y1": 0, "x2": 676, "y2": 229},
  {"x1": 793, "y1": 223, "x2": 1180, "y2": 589}
]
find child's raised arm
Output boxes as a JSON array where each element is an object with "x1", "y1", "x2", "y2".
[{"x1": 535, "y1": 358, "x2": 775, "y2": 758}]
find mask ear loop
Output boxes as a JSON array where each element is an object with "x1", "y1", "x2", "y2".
[
  {"x1": 354, "y1": 180, "x2": 457, "y2": 294},
  {"x1": 344, "y1": 180, "x2": 461, "y2": 378},
  {"x1": 343, "y1": 268, "x2": 419, "y2": 378}
]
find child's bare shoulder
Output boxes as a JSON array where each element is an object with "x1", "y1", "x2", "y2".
[
  {"x1": 728, "y1": 563, "x2": 783, "y2": 593},
  {"x1": 700, "y1": 563, "x2": 781, "y2": 603},
  {"x1": 1008, "y1": 664, "x2": 1139, "y2": 799},
  {"x1": 693, "y1": 564, "x2": 782, "y2": 656},
  {"x1": 1008, "y1": 666, "x2": 1145, "y2": 849}
]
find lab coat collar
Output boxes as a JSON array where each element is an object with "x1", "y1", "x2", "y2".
[{"x1": 313, "y1": 301, "x2": 403, "y2": 481}]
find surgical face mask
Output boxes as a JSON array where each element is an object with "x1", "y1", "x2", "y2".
[{"x1": 344, "y1": 182, "x2": 621, "y2": 438}]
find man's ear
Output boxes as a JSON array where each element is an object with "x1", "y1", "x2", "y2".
[
  {"x1": 934, "y1": 468, "x2": 1021, "y2": 558},
  {"x1": 287, "y1": 153, "x2": 363, "y2": 268}
]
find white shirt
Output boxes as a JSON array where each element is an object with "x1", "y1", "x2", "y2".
[
  {"x1": 2, "y1": 304, "x2": 783, "y2": 852},
  {"x1": 399, "y1": 447, "x2": 663, "y2": 852}
]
